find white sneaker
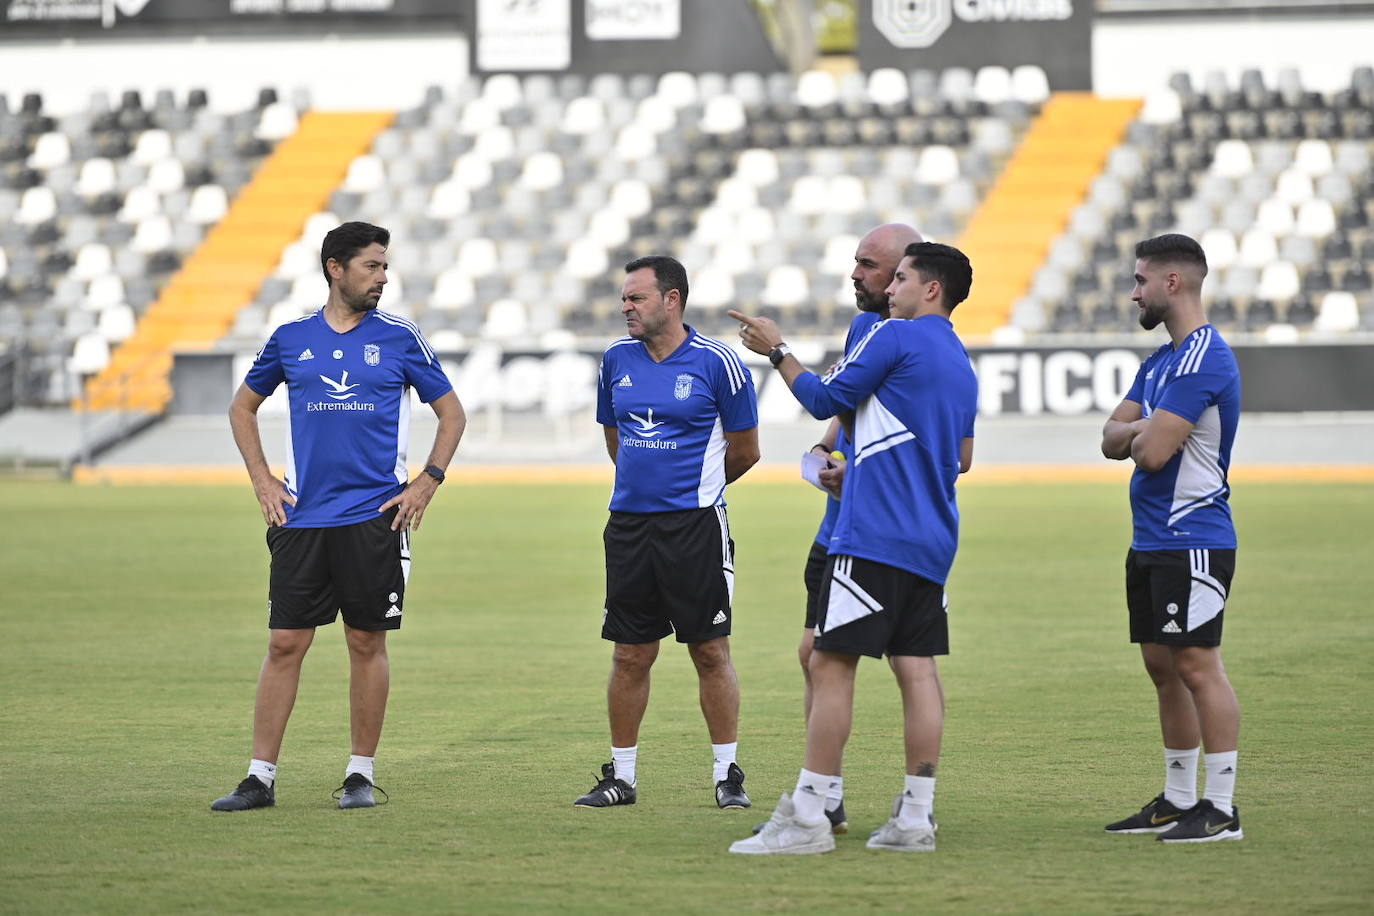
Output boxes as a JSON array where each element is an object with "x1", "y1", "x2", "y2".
[
  {"x1": 729, "y1": 793, "x2": 835, "y2": 855},
  {"x1": 866, "y1": 795, "x2": 936, "y2": 852}
]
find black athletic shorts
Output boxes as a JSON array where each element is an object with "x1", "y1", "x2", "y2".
[
  {"x1": 266, "y1": 507, "x2": 411, "y2": 631},
  {"x1": 803, "y1": 539, "x2": 828, "y2": 629},
  {"x1": 1126, "y1": 548, "x2": 1235, "y2": 647},
  {"x1": 812, "y1": 554, "x2": 949, "y2": 659},
  {"x1": 602, "y1": 506, "x2": 734, "y2": 645}
]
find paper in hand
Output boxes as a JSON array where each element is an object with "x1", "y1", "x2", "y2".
[{"x1": 801, "y1": 451, "x2": 830, "y2": 492}]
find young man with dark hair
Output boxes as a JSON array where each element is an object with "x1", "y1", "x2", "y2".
[
  {"x1": 726, "y1": 241, "x2": 978, "y2": 855},
  {"x1": 1101, "y1": 233, "x2": 1244, "y2": 843},
  {"x1": 751, "y1": 223, "x2": 921, "y2": 838},
  {"x1": 211, "y1": 221, "x2": 466, "y2": 812},
  {"x1": 574, "y1": 255, "x2": 761, "y2": 812}
]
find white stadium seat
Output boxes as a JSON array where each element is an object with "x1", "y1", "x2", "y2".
[
  {"x1": 131, "y1": 129, "x2": 172, "y2": 166},
  {"x1": 28, "y1": 132, "x2": 71, "y2": 170},
  {"x1": 68, "y1": 333, "x2": 111, "y2": 376},
  {"x1": 1256, "y1": 261, "x2": 1300, "y2": 301},
  {"x1": 188, "y1": 185, "x2": 229, "y2": 225},
  {"x1": 16, "y1": 187, "x2": 57, "y2": 224},
  {"x1": 76, "y1": 158, "x2": 117, "y2": 197},
  {"x1": 72, "y1": 243, "x2": 114, "y2": 281},
  {"x1": 866, "y1": 68, "x2": 908, "y2": 106},
  {"x1": 1314, "y1": 292, "x2": 1359, "y2": 332}
]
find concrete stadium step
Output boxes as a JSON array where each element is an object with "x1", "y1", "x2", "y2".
[
  {"x1": 955, "y1": 93, "x2": 1141, "y2": 338},
  {"x1": 80, "y1": 111, "x2": 394, "y2": 412}
]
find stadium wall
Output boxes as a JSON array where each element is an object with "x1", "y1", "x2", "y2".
[
  {"x1": 1093, "y1": 13, "x2": 1374, "y2": 97},
  {"x1": 3, "y1": 6, "x2": 1371, "y2": 108},
  {"x1": 0, "y1": 32, "x2": 469, "y2": 114},
  {"x1": 169, "y1": 343, "x2": 1374, "y2": 420}
]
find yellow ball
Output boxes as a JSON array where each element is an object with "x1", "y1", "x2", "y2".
[{"x1": 830, "y1": 450, "x2": 845, "y2": 463}]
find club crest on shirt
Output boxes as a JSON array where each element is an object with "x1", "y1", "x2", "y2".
[
  {"x1": 674, "y1": 373, "x2": 693, "y2": 400},
  {"x1": 364, "y1": 344, "x2": 381, "y2": 366}
]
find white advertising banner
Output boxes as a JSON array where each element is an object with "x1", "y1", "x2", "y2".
[
  {"x1": 477, "y1": 0, "x2": 570, "y2": 71},
  {"x1": 585, "y1": 0, "x2": 679, "y2": 40}
]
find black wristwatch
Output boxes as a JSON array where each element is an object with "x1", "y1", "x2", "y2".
[
  {"x1": 768, "y1": 343, "x2": 793, "y2": 368},
  {"x1": 422, "y1": 464, "x2": 446, "y2": 484}
]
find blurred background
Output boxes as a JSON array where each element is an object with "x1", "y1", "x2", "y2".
[{"x1": 0, "y1": 0, "x2": 1370, "y2": 475}]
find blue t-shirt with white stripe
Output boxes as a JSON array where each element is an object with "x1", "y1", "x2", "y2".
[
  {"x1": 243, "y1": 308, "x2": 453, "y2": 528},
  {"x1": 1125, "y1": 325, "x2": 1240, "y2": 551},
  {"x1": 791, "y1": 316, "x2": 978, "y2": 584},
  {"x1": 597, "y1": 326, "x2": 758, "y2": 514},
  {"x1": 814, "y1": 310, "x2": 883, "y2": 546}
]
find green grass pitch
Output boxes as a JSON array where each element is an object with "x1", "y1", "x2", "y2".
[{"x1": 1, "y1": 478, "x2": 1371, "y2": 914}]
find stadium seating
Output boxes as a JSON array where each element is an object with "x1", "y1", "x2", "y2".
[
  {"x1": 232, "y1": 66, "x2": 1042, "y2": 351},
  {"x1": 1025, "y1": 66, "x2": 1374, "y2": 337},
  {"x1": 4, "y1": 63, "x2": 1371, "y2": 412},
  {"x1": 0, "y1": 87, "x2": 283, "y2": 405}
]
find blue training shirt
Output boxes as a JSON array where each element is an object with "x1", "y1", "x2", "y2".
[
  {"x1": 791, "y1": 316, "x2": 978, "y2": 584},
  {"x1": 814, "y1": 310, "x2": 883, "y2": 546},
  {"x1": 597, "y1": 325, "x2": 758, "y2": 513},
  {"x1": 243, "y1": 308, "x2": 453, "y2": 528},
  {"x1": 1125, "y1": 325, "x2": 1240, "y2": 551}
]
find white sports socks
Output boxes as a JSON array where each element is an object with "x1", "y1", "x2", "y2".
[
  {"x1": 612, "y1": 745, "x2": 638, "y2": 786},
  {"x1": 347, "y1": 755, "x2": 375, "y2": 783},
  {"x1": 248, "y1": 758, "x2": 277, "y2": 788},
  {"x1": 711, "y1": 742, "x2": 737, "y2": 783},
  {"x1": 897, "y1": 775, "x2": 935, "y2": 830},
  {"x1": 824, "y1": 775, "x2": 844, "y2": 813},
  {"x1": 791, "y1": 769, "x2": 835, "y2": 823},
  {"x1": 1203, "y1": 750, "x2": 1237, "y2": 816},
  {"x1": 1163, "y1": 746, "x2": 1200, "y2": 809}
]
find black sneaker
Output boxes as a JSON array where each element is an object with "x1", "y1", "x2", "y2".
[
  {"x1": 825, "y1": 800, "x2": 848, "y2": 835},
  {"x1": 332, "y1": 772, "x2": 388, "y2": 809},
  {"x1": 1157, "y1": 800, "x2": 1243, "y2": 843},
  {"x1": 1105, "y1": 794, "x2": 1191, "y2": 834},
  {"x1": 715, "y1": 762, "x2": 751, "y2": 809},
  {"x1": 210, "y1": 775, "x2": 275, "y2": 812},
  {"x1": 574, "y1": 762, "x2": 636, "y2": 808}
]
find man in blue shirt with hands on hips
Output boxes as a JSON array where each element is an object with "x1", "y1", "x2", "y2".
[
  {"x1": 574, "y1": 256, "x2": 761, "y2": 813},
  {"x1": 727, "y1": 242, "x2": 978, "y2": 855},
  {"x1": 1100, "y1": 233, "x2": 1244, "y2": 843},
  {"x1": 211, "y1": 221, "x2": 465, "y2": 813}
]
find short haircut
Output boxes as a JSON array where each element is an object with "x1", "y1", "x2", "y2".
[
  {"x1": 624, "y1": 255, "x2": 689, "y2": 309},
  {"x1": 903, "y1": 241, "x2": 973, "y2": 310},
  {"x1": 320, "y1": 221, "x2": 390, "y2": 286},
  {"x1": 1135, "y1": 233, "x2": 1208, "y2": 278}
]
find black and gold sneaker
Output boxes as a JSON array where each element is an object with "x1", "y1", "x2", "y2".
[
  {"x1": 1105, "y1": 794, "x2": 1190, "y2": 834},
  {"x1": 1157, "y1": 800, "x2": 1243, "y2": 843}
]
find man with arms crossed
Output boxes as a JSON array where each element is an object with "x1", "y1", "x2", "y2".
[
  {"x1": 728, "y1": 242, "x2": 977, "y2": 854},
  {"x1": 211, "y1": 221, "x2": 465, "y2": 811},
  {"x1": 752, "y1": 223, "x2": 922, "y2": 837},
  {"x1": 574, "y1": 256, "x2": 761, "y2": 810},
  {"x1": 1101, "y1": 233, "x2": 1243, "y2": 843}
]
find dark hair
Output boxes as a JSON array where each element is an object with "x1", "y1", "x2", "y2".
[
  {"x1": 1135, "y1": 233, "x2": 1208, "y2": 277},
  {"x1": 903, "y1": 241, "x2": 973, "y2": 310},
  {"x1": 320, "y1": 221, "x2": 390, "y2": 286},
  {"x1": 624, "y1": 255, "x2": 689, "y2": 309}
]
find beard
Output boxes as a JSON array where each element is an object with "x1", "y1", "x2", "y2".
[
  {"x1": 345, "y1": 288, "x2": 382, "y2": 312},
  {"x1": 1137, "y1": 303, "x2": 1164, "y2": 330},
  {"x1": 855, "y1": 287, "x2": 888, "y2": 314}
]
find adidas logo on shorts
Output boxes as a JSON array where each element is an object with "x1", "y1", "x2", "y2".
[
  {"x1": 385, "y1": 605, "x2": 402, "y2": 618},
  {"x1": 1162, "y1": 619, "x2": 1182, "y2": 634},
  {"x1": 712, "y1": 610, "x2": 727, "y2": 625}
]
